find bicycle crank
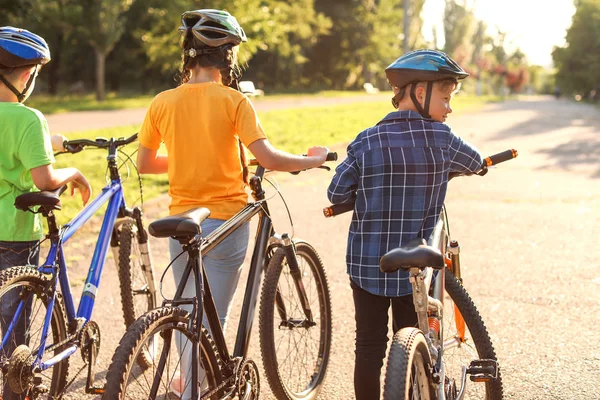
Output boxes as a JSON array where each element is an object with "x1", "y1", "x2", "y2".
[{"x1": 237, "y1": 358, "x2": 260, "y2": 400}]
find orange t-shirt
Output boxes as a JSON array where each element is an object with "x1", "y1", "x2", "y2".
[{"x1": 139, "y1": 82, "x2": 266, "y2": 219}]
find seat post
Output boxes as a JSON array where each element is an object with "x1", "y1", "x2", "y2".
[{"x1": 43, "y1": 209, "x2": 60, "y2": 237}]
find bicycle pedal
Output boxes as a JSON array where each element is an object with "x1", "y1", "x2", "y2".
[
  {"x1": 87, "y1": 385, "x2": 105, "y2": 395},
  {"x1": 466, "y1": 359, "x2": 498, "y2": 382}
]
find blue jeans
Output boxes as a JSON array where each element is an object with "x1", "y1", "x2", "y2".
[
  {"x1": 168, "y1": 219, "x2": 249, "y2": 399},
  {"x1": 0, "y1": 240, "x2": 40, "y2": 400}
]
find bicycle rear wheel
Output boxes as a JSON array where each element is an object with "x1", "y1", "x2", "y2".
[
  {"x1": 383, "y1": 327, "x2": 434, "y2": 400},
  {"x1": 443, "y1": 269, "x2": 504, "y2": 399},
  {"x1": 258, "y1": 241, "x2": 332, "y2": 400},
  {"x1": 103, "y1": 306, "x2": 223, "y2": 400},
  {"x1": 0, "y1": 267, "x2": 69, "y2": 399},
  {"x1": 118, "y1": 219, "x2": 157, "y2": 368}
]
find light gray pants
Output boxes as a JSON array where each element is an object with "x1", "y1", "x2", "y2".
[{"x1": 168, "y1": 218, "x2": 250, "y2": 399}]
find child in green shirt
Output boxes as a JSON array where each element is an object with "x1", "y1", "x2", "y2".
[{"x1": 0, "y1": 26, "x2": 91, "y2": 400}]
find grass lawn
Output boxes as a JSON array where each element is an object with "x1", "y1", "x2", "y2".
[
  {"x1": 28, "y1": 90, "x2": 375, "y2": 114},
  {"x1": 52, "y1": 94, "x2": 499, "y2": 221}
]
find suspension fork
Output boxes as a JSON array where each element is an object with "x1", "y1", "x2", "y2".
[
  {"x1": 110, "y1": 208, "x2": 157, "y2": 300},
  {"x1": 448, "y1": 240, "x2": 466, "y2": 340},
  {"x1": 280, "y1": 234, "x2": 314, "y2": 324}
]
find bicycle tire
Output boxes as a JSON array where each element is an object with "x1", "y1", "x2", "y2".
[
  {"x1": 103, "y1": 306, "x2": 224, "y2": 400},
  {"x1": 443, "y1": 269, "x2": 504, "y2": 399},
  {"x1": 117, "y1": 219, "x2": 157, "y2": 368},
  {"x1": 258, "y1": 240, "x2": 332, "y2": 400},
  {"x1": 0, "y1": 266, "x2": 69, "y2": 399},
  {"x1": 383, "y1": 327, "x2": 434, "y2": 400}
]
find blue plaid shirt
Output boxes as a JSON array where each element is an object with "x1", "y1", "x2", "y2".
[{"x1": 327, "y1": 110, "x2": 483, "y2": 297}]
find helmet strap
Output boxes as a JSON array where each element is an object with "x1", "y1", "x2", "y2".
[
  {"x1": 0, "y1": 65, "x2": 38, "y2": 103},
  {"x1": 410, "y1": 81, "x2": 433, "y2": 119},
  {"x1": 391, "y1": 93, "x2": 401, "y2": 109}
]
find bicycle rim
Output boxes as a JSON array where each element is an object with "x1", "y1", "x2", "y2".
[
  {"x1": 259, "y1": 242, "x2": 332, "y2": 399},
  {"x1": 0, "y1": 268, "x2": 69, "y2": 398},
  {"x1": 105, "y1": 307, "x2": 223, "y2": 400}
]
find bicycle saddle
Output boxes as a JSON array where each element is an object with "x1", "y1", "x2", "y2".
[
  {"x1": 148, "y1": 207, "x2": 211, "y2": 238},
  {"x1": 380, "y1": 238, "x2": 445, "y2": 273},
  {"x1": 14, "y1": 185, "x2": 68, "y2": 213}
]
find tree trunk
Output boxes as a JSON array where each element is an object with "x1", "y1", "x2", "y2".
[
  {"x1": 95, "y1": 48, "x2": 106, "y2": 101},
  {"x1": 48, "y1": 33, "x2": 63, "y2": 95}
]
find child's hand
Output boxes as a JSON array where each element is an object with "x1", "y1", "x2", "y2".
[
  {"x1": 71, "y1": 171, "x2": 92, "y2": 206},
  {"x1": 51, "y1": 134, "x2": 67, "y2": 152},
  {"x1": 306, "y1": 146, "x2": 330, "y2": 165}
]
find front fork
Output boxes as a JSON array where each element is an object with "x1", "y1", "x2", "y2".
[
  {"x1": 408, "y1": 240, "x2": 465, "y2": 400},
  {"x1": 273, "y1": 234, "x2": 315, "y2": 328},
  {"x1": 110, "y1": 208, "x2": 157, "y2": 302}
]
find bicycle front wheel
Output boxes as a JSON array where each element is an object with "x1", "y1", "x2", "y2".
[
  {"x1": 443, "y1": 269, "x2": 504, "y2": 399},
  {"x1": 103, "y1": 307, "x2": 224, "y2": 399},
  {"x1": 259, "y1": 240, "x2": 332, "y2": 400},
  {"x1": 118, "y1": 219, "x2": 157, "y2": 368},
  {"x1": 383, "y1": 327, "x2": 434, "y2": 400},
  {"x1": 0, "y1": 267, "x2": 69, "y2": 398}
]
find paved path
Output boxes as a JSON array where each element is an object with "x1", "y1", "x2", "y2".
[
  {"x1": 45, "y1": 93, "x2": 391, "y2": 134},
  {"x1": 49, "y1": 96, "x2": 600, "y2": 399}
]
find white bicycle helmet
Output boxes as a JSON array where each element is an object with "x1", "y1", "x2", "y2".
[{"x1": 179, "y1": 9, "x2": 247, "y2": 47}]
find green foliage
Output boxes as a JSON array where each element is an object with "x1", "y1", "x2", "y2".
[
  {"x1": 553, "y1": 0, "x2": 600, "y2": 96},
  {"x1": 1, "y1": 0, "x2": 552, "y2": 97},
  {"x1": 443, "y1": 0, "x2": 475, "y2": 62}
]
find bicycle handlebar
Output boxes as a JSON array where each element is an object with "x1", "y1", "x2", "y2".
[
  {"x1": 323, "y1": 149, "x2": 518, "y2": 218},
  {"x1": 63, "y1": 132, "x2": 139, "y2": 154},
  {"x1": 484, "y1": 149, "x2": 518, "y2": 167}
]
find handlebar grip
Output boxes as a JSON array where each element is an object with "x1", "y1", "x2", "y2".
[
  {"x1": 484, "y1": 149, "x2": 518, "y2": 167},
  {"x1": 323, "y1": 202, "x2": 354, "y2": 218},
  {"x1": 326, "y1": 152, "x2": 338, "y2": 162}
]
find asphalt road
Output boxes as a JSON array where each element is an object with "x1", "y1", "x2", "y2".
[{"x1": 48, "y1": 96, "x2": 600, "y2": 399}]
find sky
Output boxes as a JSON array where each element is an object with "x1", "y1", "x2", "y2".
[{"x1": 421, "y1": 0, "x2": 576, "y2": 67}]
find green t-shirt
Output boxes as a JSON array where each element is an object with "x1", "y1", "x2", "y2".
[{"x1": 0, "y1": 102, "x2": 54, "y2": 241}]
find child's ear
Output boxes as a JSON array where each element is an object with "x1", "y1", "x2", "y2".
[{"x1": 415, "y1": 85, "x2": 426, "y2": 102}]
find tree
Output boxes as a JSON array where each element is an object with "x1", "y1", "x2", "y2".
[
  {"x1": 443, "y1": 0, "x2": 476, "y2": 63},
  {"x1": 553, "y1": 0, "x2": 600, "y2": 96},
  {"x1": 80, "y1": 0, "x2": 135, "y2": 101}
]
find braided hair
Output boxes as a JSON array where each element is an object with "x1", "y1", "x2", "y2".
[{"x1": 178, "y1": 29, "x2": 249, "y2": 184}]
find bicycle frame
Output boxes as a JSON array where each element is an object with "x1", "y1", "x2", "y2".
[
  {"x1": 155, "y1": 165, "x2": 301, "y2": 399},
  {"x1": 407, "y1": 206, "x2": 472, "y2": 400}
]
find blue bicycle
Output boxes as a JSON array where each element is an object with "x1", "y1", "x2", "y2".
[{"x1": 0, "y1": 133, "x2": 158, "y2": 399}]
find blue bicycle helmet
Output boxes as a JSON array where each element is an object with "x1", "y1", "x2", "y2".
[
  {"x1": 0, "y1": 26, "x2": 51, "y2": 102},
  {"x1": 385, "y1": 49, "x2": 468, "y2": 118}
]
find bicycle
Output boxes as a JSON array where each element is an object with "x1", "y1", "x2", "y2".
[
  {"x1": 323, "y1": 149, "x2": 518, "y2": 400},
  {"x1": 0, "y1": 133, "x2": 158, "y2": 398},
  {"x1": 102, "y1": 153, "x2": 337, "y2": 399}
]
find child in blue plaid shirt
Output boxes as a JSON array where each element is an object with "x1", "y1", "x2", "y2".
[{"x1": 327, "y1": 50, "x2": 484, "y2": 399}]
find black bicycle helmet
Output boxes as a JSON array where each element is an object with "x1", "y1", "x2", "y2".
[
  {"x1": 385, "y1": 49, "x2": 468, "y2": 118},
  {"x1": 179, "y1": 9, "x2": 247, "y2": 48},
  {"x1": 0, "y1": 26, "x2": 51, "y2": 102}
]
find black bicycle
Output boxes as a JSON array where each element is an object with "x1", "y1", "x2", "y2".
[{"x1": 102, "y1": 153, "x2": 337, "y2": 399}]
